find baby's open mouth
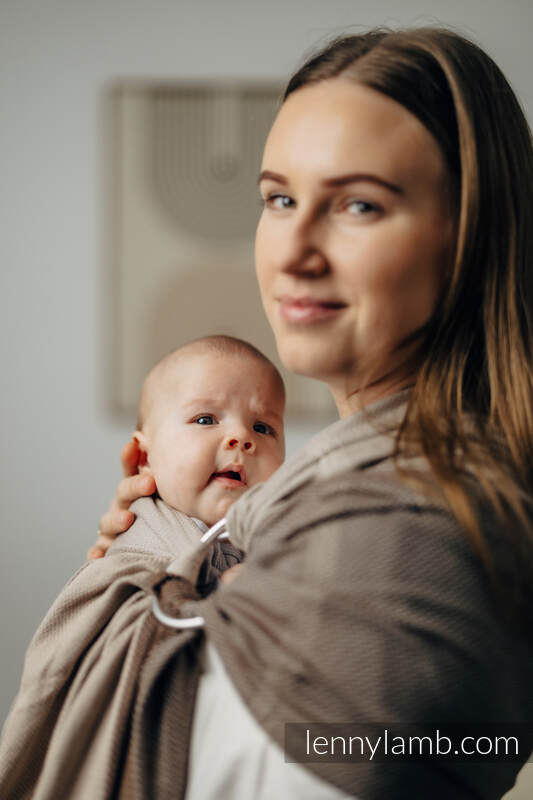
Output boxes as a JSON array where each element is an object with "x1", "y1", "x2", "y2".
[
  {"x1": 214, "y1": 470, "x2": 241, "y2": 481},
  {"x1": 210, "y1": 467, "x2": 247, "y2": 486}
]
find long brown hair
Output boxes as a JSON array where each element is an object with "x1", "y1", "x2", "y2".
[{"x1": 284, "y1": 28, "x2": 533, "y2": 622}]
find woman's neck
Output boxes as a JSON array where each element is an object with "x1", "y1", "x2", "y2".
[{"x1": 329, "y1": 370, "x2": 417, "y2": 418}]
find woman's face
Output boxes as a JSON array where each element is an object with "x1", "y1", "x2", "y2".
[{"x1": 255, "y1": 79, "x2": 456, "y2": 414}]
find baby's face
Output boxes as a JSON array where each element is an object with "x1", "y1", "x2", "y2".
[{"x1": 136, "y1": 351, "x2": 285, "y2": 526}]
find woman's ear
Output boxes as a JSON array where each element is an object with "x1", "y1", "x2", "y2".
[{"x1": 132, "y1": 431, "x2": 151, "y2": 473}]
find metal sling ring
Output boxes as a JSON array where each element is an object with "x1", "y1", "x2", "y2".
[
  {"x1": 152, "y1": 518, "x2": 229, "y2": 630},
  {"x1": 199, "y1": 517, "x2": 229, "y2": 546},
  {"x1": 151, "y1": 597, "x2": 205, "y2": 630}
]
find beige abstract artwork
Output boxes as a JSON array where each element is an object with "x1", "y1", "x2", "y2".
[{"x1": 111, "y1": 81, "x2": 337, "y2": 421}]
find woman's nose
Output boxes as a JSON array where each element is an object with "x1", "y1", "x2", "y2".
[
  {"x1": 280, "y1": 219, "x2": 329, "y2": 278},
  {"x1": 284, "y1": 248, "x2": 328, "y2": 277},
  {"x1": 223, "y1": 436, "x2": 256, "y2": 454}
]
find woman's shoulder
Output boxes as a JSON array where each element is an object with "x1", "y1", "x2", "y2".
[
  {"x1": 207, "y1": 466, "x2": 533, "y2": 789},
  {"x1": 227, "y1": 390, "x2": 415, "y2": 549},
  {"x1": 249, "y1": 466, "x2": 526, "y2": 628},
  {"x1": 249, "y1": 468, "x2": 472, "y2": 581}
]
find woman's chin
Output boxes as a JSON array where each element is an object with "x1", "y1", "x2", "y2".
[{"x1": 276, "y1": 340, "x2": 338, "y2": 382}]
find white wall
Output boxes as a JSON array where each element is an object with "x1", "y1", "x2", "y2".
[{"x1": 1, "y1": 1, "x2": 532, "y2": 795}]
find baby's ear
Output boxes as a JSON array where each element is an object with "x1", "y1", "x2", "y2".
[{"x1": 132, "y1": 431, "x2": 150, "y2": 472}]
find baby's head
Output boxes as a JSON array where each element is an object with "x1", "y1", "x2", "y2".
[{"x1": 134, "y1": 335, "x2": 286, "y2": 526}]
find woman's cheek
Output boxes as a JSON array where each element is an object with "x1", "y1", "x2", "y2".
[{"x1": 254, "y1": 240, "x2": 270, "y2": 298}]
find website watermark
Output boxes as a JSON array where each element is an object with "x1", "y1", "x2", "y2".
[{"x1": 284, "y1": 723, "x2": 533, "y2": 763}]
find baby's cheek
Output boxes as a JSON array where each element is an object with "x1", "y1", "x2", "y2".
[
  {"x1": 262, "y1": 452, "x2": 284, "y2": 481},
  {"x1": 155, "y1": 470, "x2": 196, "y2": 514}
]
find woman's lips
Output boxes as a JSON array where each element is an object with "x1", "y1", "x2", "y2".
[{"x1": 278, "y1": 296, "x2": 346, "y2": 324}]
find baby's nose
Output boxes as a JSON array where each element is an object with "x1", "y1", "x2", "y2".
[{"x1": 224, "y1": 436, "x2": 256, "y2": 454}]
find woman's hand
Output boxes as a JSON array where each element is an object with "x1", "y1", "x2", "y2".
[
  {"x1": 87, "y1": 440, "x2": 156, "y2": 560},
  {"x1": 219, "y1": 564, "x2": 244, "y2": 585}
]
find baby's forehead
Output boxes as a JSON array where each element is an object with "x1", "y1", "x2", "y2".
[
  {"x1": 166, "y1": 349, "x2": 276, "y2": 384},
  {"x1": 149, "y1": 349, "x2": 284, "y2": 408}
]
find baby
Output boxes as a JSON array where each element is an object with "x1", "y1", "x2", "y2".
[
  {"x1": 99, "y1": 332, "x2": 286, "y2": 593},
  {"x1": 133, "y1": 333, "x2": 285, "y2": 531},
  {"x1": 0, "y1": 335, "x2": 286, "y2": 798}
]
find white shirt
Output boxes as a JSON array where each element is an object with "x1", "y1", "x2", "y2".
[{"x1": 186, "y1": 641, "x2": 355, "y2": 800}]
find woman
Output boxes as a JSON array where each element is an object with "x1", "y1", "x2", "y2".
[
  {"x1": 8, "y1": 26, "x2": 533, "y2": 800},
  {"x1": 93, "y1": 28, "x2": 533, "y2": 799}
]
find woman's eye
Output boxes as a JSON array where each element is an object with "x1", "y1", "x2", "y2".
[
  {"x1": 195, "y1": 415, "x2": 216, "y2": 425},
  {"x1": 262, "y1": 193, "x2": 294, "y2": 210},
  {"x1": 345, "y1": 199, "x2": 380, "y2": 216},
  {"x1": 253, "y1": 421, "x2": 275, "y2": 436}
]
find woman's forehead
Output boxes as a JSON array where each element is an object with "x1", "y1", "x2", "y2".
[{"x1": 262, "y1": 79, "x2": 449, "y2": 190}]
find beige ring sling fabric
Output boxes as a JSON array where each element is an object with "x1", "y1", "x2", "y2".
[{"x1": 0, "y1": 501, "x2": 237, "y2": 800}]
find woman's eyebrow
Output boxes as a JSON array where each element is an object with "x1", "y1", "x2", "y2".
[
  {"x1": 258, "y1": 170, "x2": 287, "y2": 185},
  {"x1": 258, "y1": 169, "x2": 403, "y2": 194},
  {"x1": 322, "y1": 173, "x2": 403, "y2": 194}
]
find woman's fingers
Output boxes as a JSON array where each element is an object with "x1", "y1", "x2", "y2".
[
  {"x1": 87, "y1": 525, "x2": 130, "y2": 560},
  {"x1": 87, "y1": 441, "x2": 156, "y2": 561},
  {"x1": 113, "y1": 473, "x2": 156, "y2": 512},
  {"x1": 87, "y1": 531, "x2": 119, "y2": 561},
  {"x1": 88, "y1": 472, "x2": 156, "y2": 560},
  {"x1": 98, "y1": 474, "x2": 155, "y2": 536},
  {"x1": 219, "y1": 563, "x2": 244, "y2": 585},
  {"x1": 121, "y1": 440, "x2": 141, "y2": 477},
  {"x1": 98, "y1": 507, "x2": 136, "y2": 537},
  {"x1": 87, "y1": 509, "x2": 135, "y2": 560},
  {"x1": 87, "y1": 546, "x2": 106, "y2": 560}
]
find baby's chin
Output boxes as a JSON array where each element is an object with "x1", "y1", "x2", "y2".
[
  {"x1": 156, "y1": 481, "x2": 247, "y2": 527},
  {"x1": 201, "y1": 504, "x2": 239, "y2": 527},
  {"x1": 200, "y1": 494, "x2": 245, "y2": 527}
]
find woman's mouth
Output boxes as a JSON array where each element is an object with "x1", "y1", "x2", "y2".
[{"x1": 278, "y1": 296, "x2": 346, "y2": 324}]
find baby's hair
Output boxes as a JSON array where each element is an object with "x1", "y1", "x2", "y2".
[{"x1": 136, "y1": 335, "x2": 285, "y2": 431}]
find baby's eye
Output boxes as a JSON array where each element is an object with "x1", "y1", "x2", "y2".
[
  {"x1": 253, "y1": 421, "x2": 275, "y2": 436},
  {"x1": 194, "y1": 415, "x2": 216, "y2": 425}
]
